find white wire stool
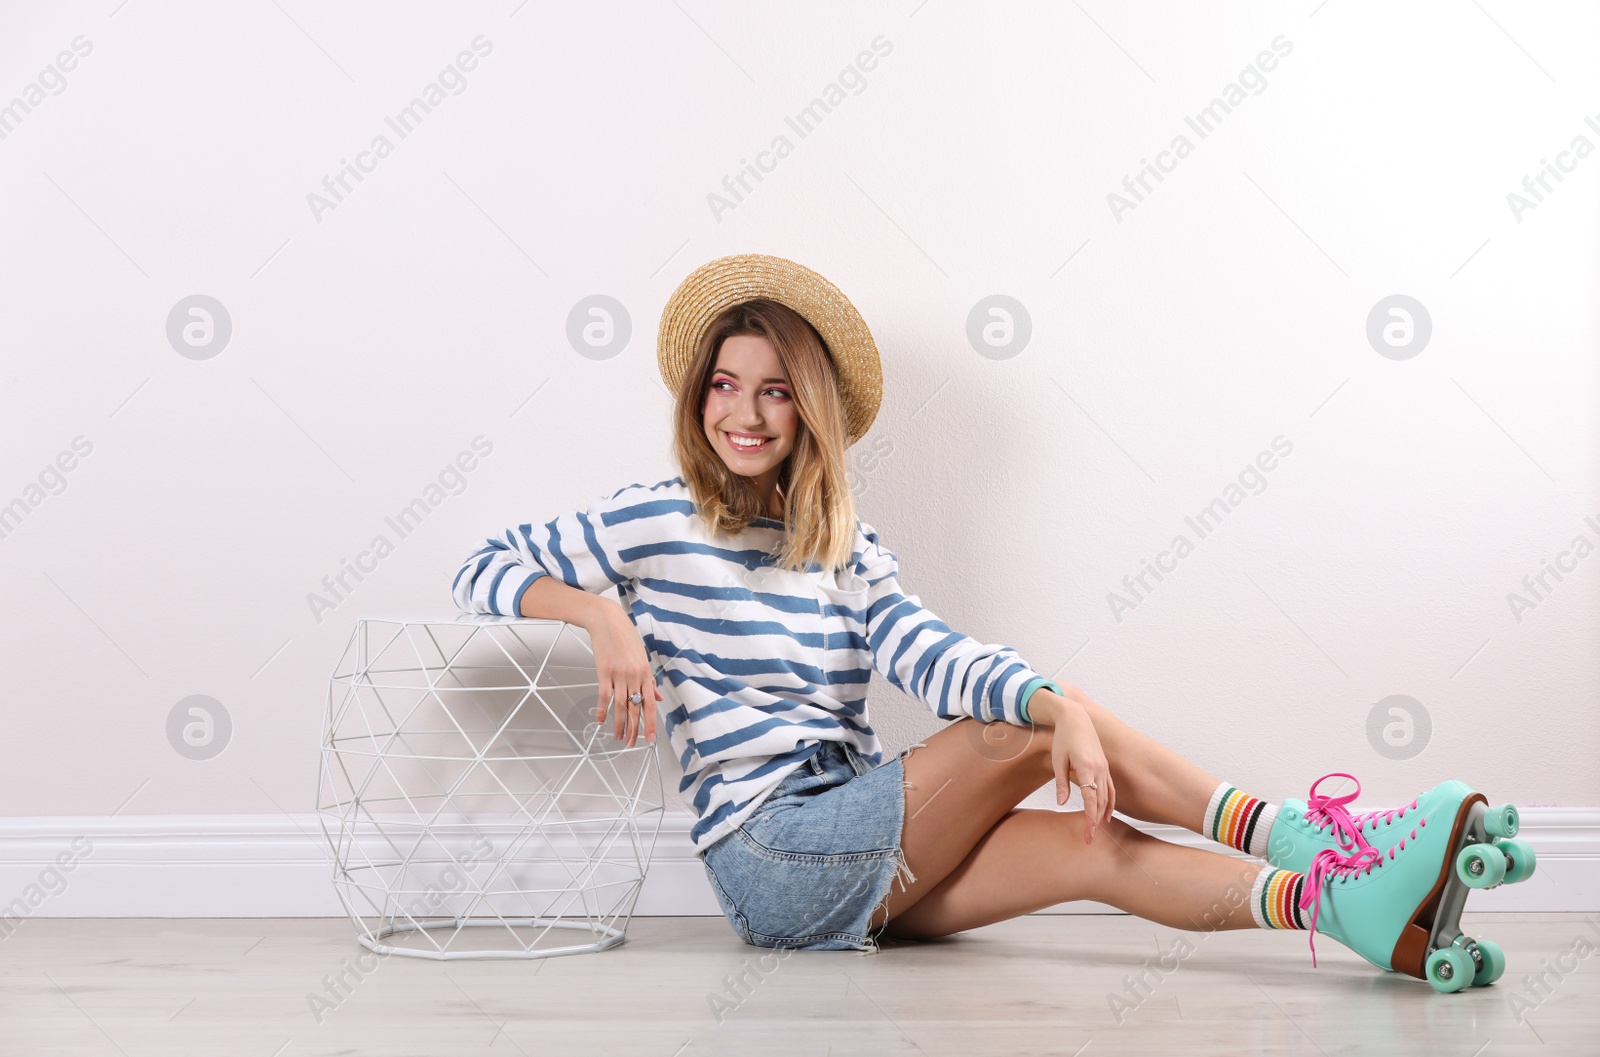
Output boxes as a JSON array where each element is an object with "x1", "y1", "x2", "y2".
[{"x1": 317, "y1": 613, "x2": 664, "y2": 960}]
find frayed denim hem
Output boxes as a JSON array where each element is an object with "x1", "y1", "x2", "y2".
[{"x1": 858, "y1": 739, "x2": 928, "y2": 955}]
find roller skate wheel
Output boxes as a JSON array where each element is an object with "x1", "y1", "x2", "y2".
[
  {"x1": 1483, "y1": 803, "x2": 1519, "y2": 839},
  {"x1": 1427, "y1": 946, "x2": 1474, "y2": 993},
  {"x1": 1470, "y1": 938, "x2": 1506, "y2": 986},
  {"x1": 1457, "y1": 843, "x2": 1506, "y2": 888},
  {"x1": 1499, "y1": 838, "x2": 1537, "y2": 884}
]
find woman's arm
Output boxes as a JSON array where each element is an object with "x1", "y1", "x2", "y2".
[
  {"x1": 856, "y1": 519, "x2": 1053, "y2": 727},
  {"x1": 456, "y1": 493, "x2": 662, "y2": 745},
  {"x1": 517, "y1": 570, "x2": 618, "y2": 628},
  {"x1": 521, "y1": 570, "x2": 660, "y2": 745},
  {"x1": 452, "y1": 484, "x2": 648, "y2": 616},
  {"x1": 856, "y1": 519, "x2": 1118, "y2": 834}
]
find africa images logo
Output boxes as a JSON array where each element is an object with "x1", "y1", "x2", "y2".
[
  {"x1": 706, "y1": 35, "x2": 893, "y2": 222},
  {"x1": 305, "y1": 36, "x2": 494, "y2": 223},
  {"x1": 1106, "y1": 35, "x2": 1294, "y2": 223}
]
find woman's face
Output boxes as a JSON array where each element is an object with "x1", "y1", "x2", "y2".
[{"x1": 702, "y1": 333, "x2": 799, "y2": 496}]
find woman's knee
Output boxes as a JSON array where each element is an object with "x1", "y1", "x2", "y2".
[
  {"x1": 1067, "y1": 687, "x2": 1117, "y2": 730},
  {"x1": 1070, "y1": 693, "x2": 1145, "y2": 771}
]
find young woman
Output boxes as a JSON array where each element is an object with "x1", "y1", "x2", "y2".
[{"x1": 452, "y1": 254, "x2": 1525, "y2": 992}]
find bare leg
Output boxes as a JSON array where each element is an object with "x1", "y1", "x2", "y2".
[
  {"x1": 867, "y1": 719, "x2": 1058, "y2": 930},
  {"x1": 885, "y1": 810, "x2": 1263, "y2": 940},
  {"x1": 869, "y1": 698, "x2": 1251, "y2": 932}
]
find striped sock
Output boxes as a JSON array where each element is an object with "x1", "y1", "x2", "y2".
[
  {"x1": 1203, "y1": 782, "x2": 1278, "y2": 859},
  {"x1": 1249, "y1": 865, "x2": 1307, "y2": 931}
]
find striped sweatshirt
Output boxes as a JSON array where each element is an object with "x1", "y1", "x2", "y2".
[{"x1": 451, "y1": 476, "x2": 1057, "y2": 854}]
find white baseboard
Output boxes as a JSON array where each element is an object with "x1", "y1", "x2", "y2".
[{"x1": 0, "y1": 809, "x2": 1593, "y2": 921}]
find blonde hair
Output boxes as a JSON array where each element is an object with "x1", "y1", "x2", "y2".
[{"x1": 670, "y1": 298, "x2": 859, "y2": 573}]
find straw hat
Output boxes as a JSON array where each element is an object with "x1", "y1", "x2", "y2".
[{"x1": 657, "y1": 253, "x2": 883, "y2": 447}]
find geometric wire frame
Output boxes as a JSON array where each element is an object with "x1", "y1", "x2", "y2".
[{"x1": 316, "y1": 614, "x2": 665, "y2": 959}]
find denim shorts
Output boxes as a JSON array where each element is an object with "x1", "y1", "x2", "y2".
[{"x1": 700, "y1": 739, "x2": 920, "y2": 953}]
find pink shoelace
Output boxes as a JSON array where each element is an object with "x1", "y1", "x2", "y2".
[
  {"x1": 1298, "y1": 844, "x2": 1382, "y2": 967},
  {"x1": 1304, "y1": 772, "x2": 1421, "y2": 856}
]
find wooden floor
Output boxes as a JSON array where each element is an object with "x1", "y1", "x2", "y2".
[{"x1": 1, "y1": 912, "x2": 1592, "y2": 1055}]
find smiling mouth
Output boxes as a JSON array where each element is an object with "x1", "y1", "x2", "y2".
[{"x1": 724, "y1": 431, "x2": 773, "y2": 453}]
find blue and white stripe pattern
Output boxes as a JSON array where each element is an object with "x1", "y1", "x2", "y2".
[{"x1": 452, "y1": 476, "x2": 1054, "y2": 854}]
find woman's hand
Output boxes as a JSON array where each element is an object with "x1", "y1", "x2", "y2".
[
  {"x1": 588, "y1": 602, "x2": 661, "y2": 747},
  {"x1": 1030, "y1": 691, "x2": 1116, "y2": 843}
]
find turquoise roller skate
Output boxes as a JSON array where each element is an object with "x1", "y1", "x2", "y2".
[
  {"x1": 1267, "y1": 773, "x2": 1532, "y2": 882},
  {"x1": 1297, "y1": 781, "x2": 1536, "y2": 992},
  {"x1": 1266, "y1": 772, "x2": 1414, "y2": 869}
]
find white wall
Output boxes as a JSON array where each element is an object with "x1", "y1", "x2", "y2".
[{"x1": 2, "y1": 1, "x2": 1596, "y2": 854}]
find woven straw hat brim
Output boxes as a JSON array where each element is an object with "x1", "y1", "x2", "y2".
[{"x1": 657, "y1": 253, "x2": 883, "y2": 446}]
